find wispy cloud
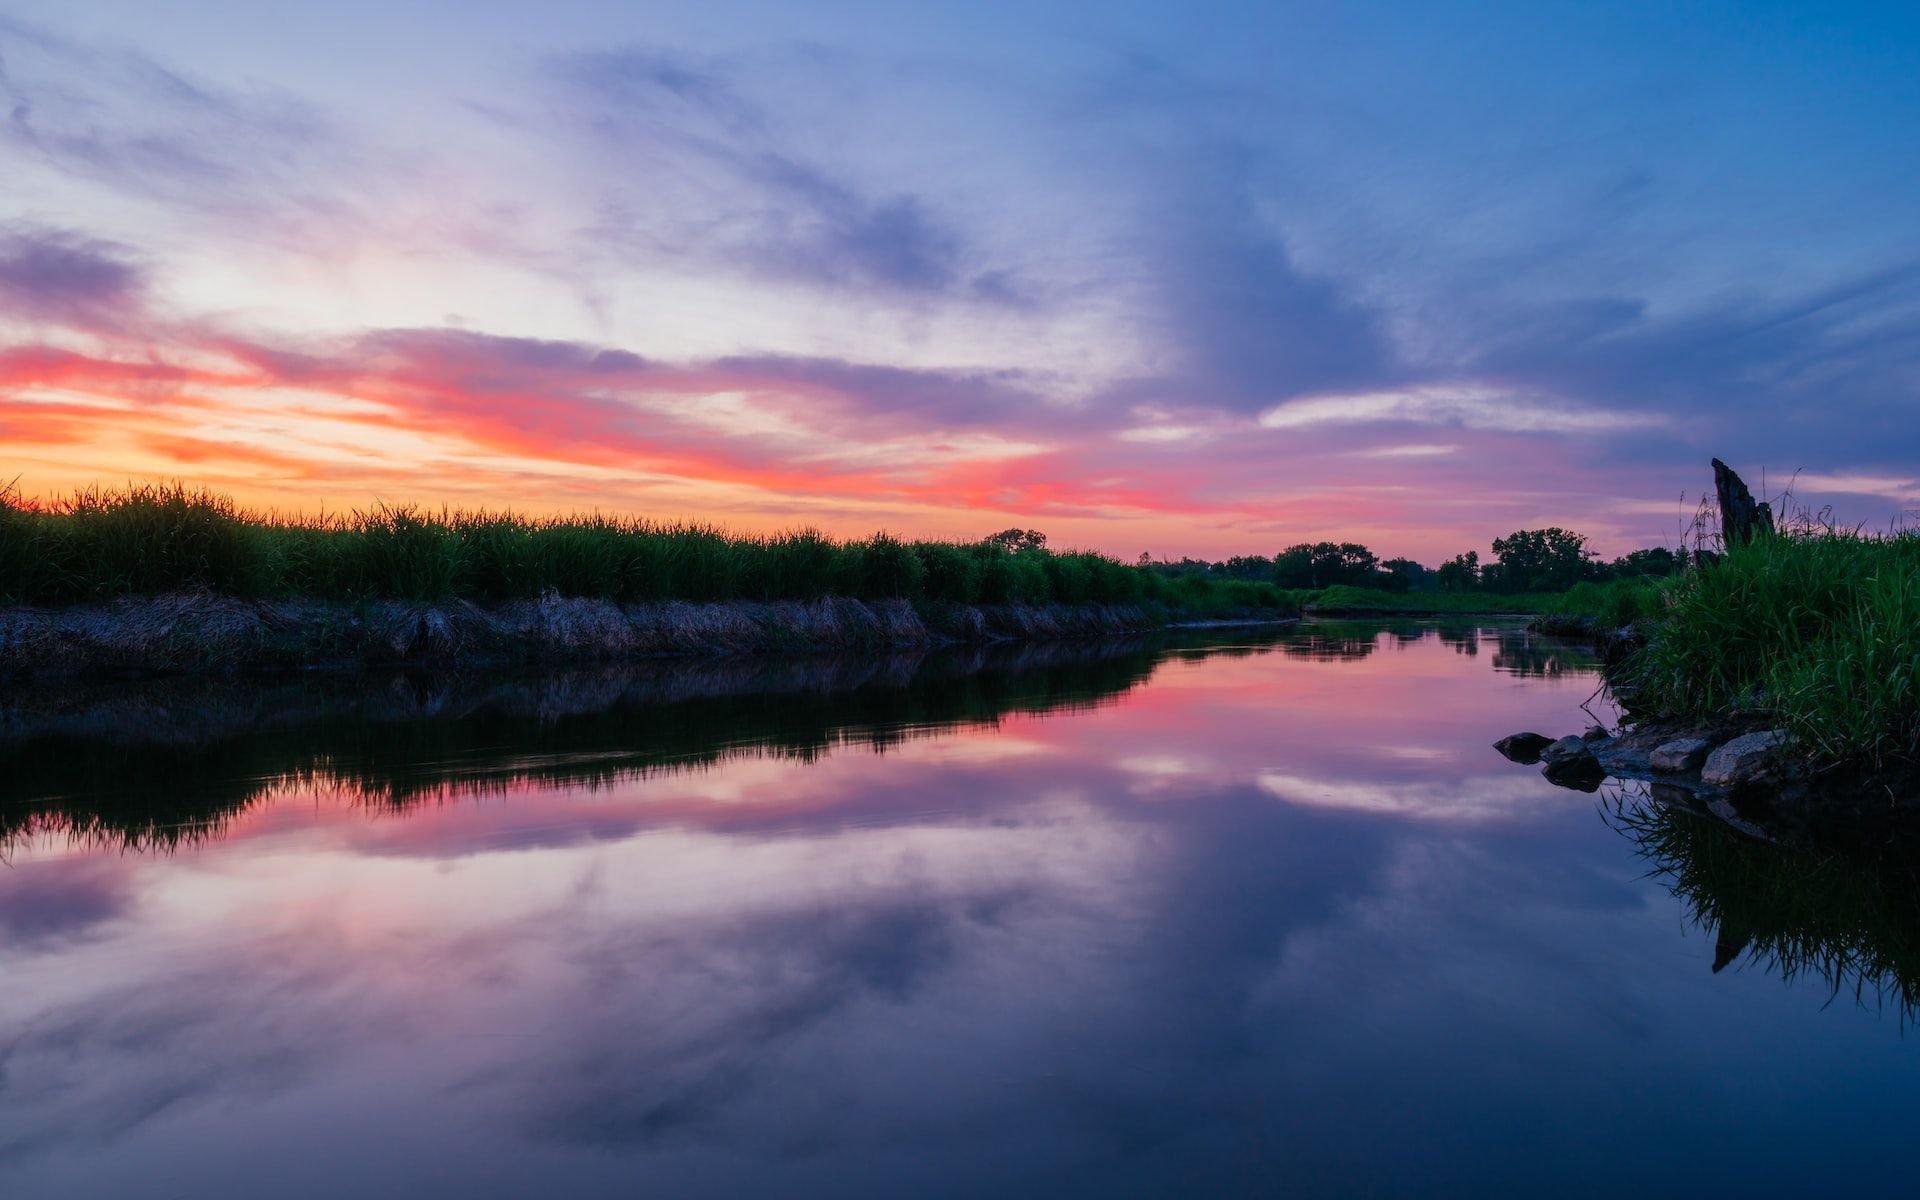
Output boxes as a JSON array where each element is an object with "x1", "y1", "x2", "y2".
[
  {"x1": 534, "y1": 45, "x2": 1031, "y2": 303},
  {"x1": 3, "y1": 6, "x2": 1919, "y2": 558},
  {"x1": 0, "y1": 225, "x2": 146, "y2": 330}
]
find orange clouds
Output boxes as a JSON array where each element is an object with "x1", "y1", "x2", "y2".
[{"x1": 1, "y1": 274, "x2": 1688, "y2": 559}]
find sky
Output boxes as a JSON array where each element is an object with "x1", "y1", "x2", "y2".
[{"x1": 1, "y1": 1, "x2": 1917, "y2": 561}]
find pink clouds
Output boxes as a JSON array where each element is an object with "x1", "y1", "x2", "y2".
[
  {"x1": 0, "y1": 314, "x2": 1697, "y2": 558},
  {"x1": 0, "y1": 226, "x2": 1716, "y2": 560}
]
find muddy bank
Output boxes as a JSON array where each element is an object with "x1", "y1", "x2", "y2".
[{"x1": 0, "y1": 593, "x2": 1264, "y2": 679}]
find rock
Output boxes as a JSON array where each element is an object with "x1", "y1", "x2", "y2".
[
  {"x1": 1595, "y1": 743, "x2": 1652, "y2": 774},
  {"x1": 1650, "y1": 737, "x2": 1713, "y2": 773},
  {"x1": 1582, "y1": 725, "x2": 1610, "y2": 742},
  {"x1": 1542, "y1": 750, "x2": 1605, "y2": 791},
  {"x1": 1494, "y1": 732, "x2": 1555, "y2": 763},
  {"x1": 1539, "y1": 735, "x2": 1593, "y2": 765},
  {"x1": 1539, "y1": 736, "x2": 1605, "y2": 790},
  {"x1": 1700, "y1": 730, "x2": 1787, "y2": 787}
]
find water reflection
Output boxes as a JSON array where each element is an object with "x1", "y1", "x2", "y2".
[
  {"x1": 2, "y1": 621, "x2": 1580, "y2": 855},
  {"x1": 6, "y1": 621, "x2": 1919, "y2": 1199},
  {"x1": 1608, "y1": 786, "x2": 1920, "y2": 1013},
  {"x1": 1, "y1": 640, "x2": 1166, "y2": 852}
]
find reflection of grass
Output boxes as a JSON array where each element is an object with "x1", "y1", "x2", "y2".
[
  {"x1": 12, "y1": 628, "x2": 1351, "y2": 855},
  {"x1": 1607, "y1": 790, "x2": 1920, "y2": 1013},
  {"x1": 0, "y1": 647, "x2": 1167, "y2": 854}
]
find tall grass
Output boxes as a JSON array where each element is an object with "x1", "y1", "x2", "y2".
[
  {"x1": 0, "y1": 482, "x2": 1293, "y2": 616},
  {"x1": 1629, "y1": 527, "x2": 1920, "y2": 767}
]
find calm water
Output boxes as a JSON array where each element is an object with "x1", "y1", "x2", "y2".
[{"x1": 4, "y1": 621, "x2": 1918, "y2": 1198}]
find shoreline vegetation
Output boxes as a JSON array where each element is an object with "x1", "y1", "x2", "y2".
[
  {"x1": 0, "y1": 482, "x2": 1651, "y2": 678},
  {"x1": 0, "y1": 484, "x2": 1303, "y2": 676},
  {"x1": 1504, "y1": 461, "x2": 1918, "y2": 819}
]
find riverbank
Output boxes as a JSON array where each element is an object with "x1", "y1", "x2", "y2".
[
  {"x1": 1291, "y1": 579, "x2": 1667, "y2": 621},
  {"x1": 0, "y1": 483, "x2": 1306, "y2": 676},
  {"x1": 1507, "y1": 513, "x2": 1919, "y2": 812},
  {"x1": 0, "y1": 592, "x2": 1301, "y2": 679},
  {"x1": 1297, "y1": 586, "x2": 1559, "y2": 616}
]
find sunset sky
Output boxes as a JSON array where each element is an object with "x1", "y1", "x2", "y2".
[{"x1": 2, "y1": 2, "x2": 1917, "y2": 561}]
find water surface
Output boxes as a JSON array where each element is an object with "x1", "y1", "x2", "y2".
[{"x1": 4, "y1": 621, "x2": 1917, "y2": 1197}]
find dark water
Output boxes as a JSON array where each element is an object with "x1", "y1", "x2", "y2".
[{"x1": 4, "y1": 621, "x2": 1918, "y2": 1198}]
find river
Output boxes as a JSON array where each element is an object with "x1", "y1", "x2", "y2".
[{"x1": 3, "y1": 620, "x2": 1916, "y2": 1197}]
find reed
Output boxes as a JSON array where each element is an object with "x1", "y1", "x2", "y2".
[{"x1": 0, "y1": 481, "x2": 1293, "y2": 617}]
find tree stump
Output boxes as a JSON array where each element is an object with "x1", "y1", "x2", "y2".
[{"x1": 1711, "y1": 458, "x2": 1774, "y2": 548}]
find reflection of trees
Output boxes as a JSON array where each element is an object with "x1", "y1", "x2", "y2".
[
  {"x1": 1280, "y1": 619, "x2": 1603, "y2": 676},
  {"x1": 1435, "y1": 626, "x2": 1479, "y2": 657},
  {"x1": 1488, "y1": 628, "x2": 1588, "y2": 678},
  {"x1": 1276, "y1": 632, "x2": 1380, "y2": 661},
  {"x1": 1607, "y1": 786, "x2": 1920, "y2": 1013},
  {"x1": 1271, "y1": 621, "x2": 1384, "y2": 661},
  {"x1": 0, "y1": 644, "x2": 1166, "y2": 855}
]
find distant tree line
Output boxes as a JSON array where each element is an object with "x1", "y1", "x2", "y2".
[{"x1": 1136, "y1": 530, "x2": 1681, "y2": 594}]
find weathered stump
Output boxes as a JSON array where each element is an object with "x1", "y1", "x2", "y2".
[{"x1": 1711, "y1": 458, "x2": 1774, "y2": 548}]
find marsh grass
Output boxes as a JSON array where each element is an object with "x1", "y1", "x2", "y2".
[
  {"x1": 0, "y1": 482, "x2": 1292, "y2": 616},
  {"x1": 1629, "y1": 526, "x2": 1920, "y2": 768}
]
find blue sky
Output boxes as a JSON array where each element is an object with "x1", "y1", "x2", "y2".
[{"x1": 2, "y1": 1, "x2": 1916, "y2": 557}]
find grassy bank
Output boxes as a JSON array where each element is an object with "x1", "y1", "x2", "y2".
[
  {"x1": 0, "y1": 484, "x2": 1293, "y2": 620},
  {"x1": 1627, "y1": 529, "x2": 1920, "y2": 769},
  {"x1": 1294, "y1": 583, "x2": 1662, "y2": 617}
]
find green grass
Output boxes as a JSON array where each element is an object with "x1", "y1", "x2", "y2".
[
  {"x1": 0, "y1": 482, "x2": 1296, "y2": 618},
  {"x1": 1627, "y1": 528, "x2": 1920, "y2": 768},
  {"x1": 1552, "y1": 577, "x2": 1669, "y2": 626},
  {"x1": 1296, "y1": 585, "x2": 1563, "y2": 614}
]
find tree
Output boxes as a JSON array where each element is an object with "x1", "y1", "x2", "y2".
[
  {"x1": 1271, "y1": 542, "x2": 1379, "y2": 589},
  {"x1": 1435, "y1": 551, "x2": 1479, "y2": 592},
  {"x1": 985, "y1": 528, "x2": 1047, "y2": 553},
  {"x1": 1608, "y1": 546, "x2": 1680, "y2": 578},
  {"x1": 1218, "y1": 554, "x2": 1274, "y2": 580},
  {"x1": 1379, "y1": 557, "x2": 1429, "y2": 593},
  {"x1": 1490, "y1": 528, "x2": 1594, "y2": 592}
]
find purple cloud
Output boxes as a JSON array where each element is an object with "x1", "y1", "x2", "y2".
[
  {"x1": 542, "y1": 46, "x2": 1031, "y2": 302},
  {"x1": 0, "y1": 225, "x2": 145, "y2": 328}
]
